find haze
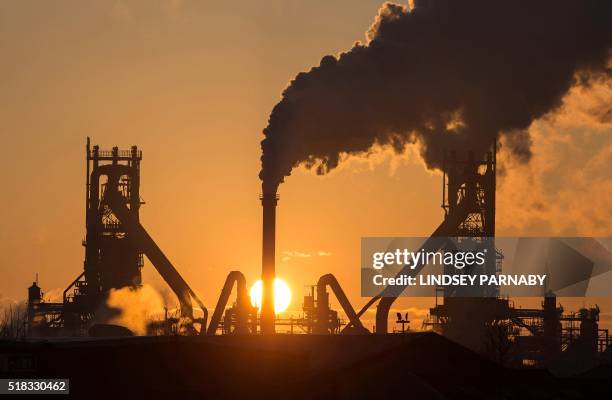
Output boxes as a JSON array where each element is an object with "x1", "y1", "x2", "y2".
[{"x1": 1, "y1": 1, "x2": 610, "y2": 329}]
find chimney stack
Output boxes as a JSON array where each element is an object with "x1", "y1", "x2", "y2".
[{"x1": 260, "y1": 191, "x2": 278, "y2": 334}]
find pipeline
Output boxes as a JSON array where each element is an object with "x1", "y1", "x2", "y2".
[
  {"x1": 207, "y1": 271, "x2": 250, "y2": 335},
  {"x1": 315, "y1": 274, "x2": 369, "y2": 334}
]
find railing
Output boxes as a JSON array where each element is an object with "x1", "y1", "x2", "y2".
[
  {"x1": 89, "y1": 149, "x2": 142, "y2": 159},
  {"x1": 103, "y1": 222, "x2": 123, "y2": 230}
]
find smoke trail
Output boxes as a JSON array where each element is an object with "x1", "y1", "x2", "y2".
[{"x1": 260, "y1": 0, "x2": 611, "y2": 193}]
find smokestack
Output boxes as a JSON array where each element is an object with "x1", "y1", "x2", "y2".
[{"x1": 260, "y1": 191, "x2": 278, "y2": 334}]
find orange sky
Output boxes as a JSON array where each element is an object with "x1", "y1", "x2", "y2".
[{"x1": 1, "y1": 1, "x2": 610, "y2": 331}]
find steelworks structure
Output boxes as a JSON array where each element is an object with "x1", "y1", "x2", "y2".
[
  {"x1": 27, "y1": 139, "x2": 207, "y2": 336},
  {"x1": 418, "y1": 148, "x2": 610, "y2": 366},
  {"x1": 26, "y1": 140, "x2": 610, "y2": 368}
]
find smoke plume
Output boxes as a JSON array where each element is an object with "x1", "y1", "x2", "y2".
[
  {"x1": 497, "y1": 80, "x2": 612, "y2": 235},
  {"x1": 95, "y1": 284, "x2": 165, "y2": 335},
  {"x1": 260, "y1": 0, "x2": 611, "y2": 193}
]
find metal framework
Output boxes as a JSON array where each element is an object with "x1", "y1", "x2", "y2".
[{"x1": 27, "y1": 139, "x2": 206, "y2": 336}]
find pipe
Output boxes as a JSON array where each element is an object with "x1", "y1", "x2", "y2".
[
  {"x1": 104, "y1": 185, "x2": 208, "y2": 333},
  {"x1": 189, "y1": 288, "x2": 209, "y2": 335},
  {"x1": 105, "y1": 189, "x2": 193, "y2": 317},
  {"x1": 260, "y1": 192, "x2": 278, "y2": 334},
  {"x1": 316, "y1": 274, "x2": 368, "y2": 334},
  {"x1": 207, "y1": 271, "x2": 250, "y2": 335}
]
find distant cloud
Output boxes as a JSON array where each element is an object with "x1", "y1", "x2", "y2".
[{"x1": 281, "y1": 250, "x2": 331, "y2": 263}]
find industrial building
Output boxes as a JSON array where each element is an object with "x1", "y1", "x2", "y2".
[{"x1": 26, "y1": 140, "x2": 610, "y2": 369}]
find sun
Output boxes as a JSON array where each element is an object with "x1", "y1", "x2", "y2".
[{"x1": 249, "y1": 278, "x2": 291, "y2": 314}]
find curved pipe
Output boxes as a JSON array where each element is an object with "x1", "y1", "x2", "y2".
[
  {"x1": 316, "y1": 274, "x2": 368, "y2": 334},
  {"x1": 207, "y1": 271, "x2": 250, "y2": 335},
  {"x1": 189, "y1": 288, "x2": 208, "y2": 335}
]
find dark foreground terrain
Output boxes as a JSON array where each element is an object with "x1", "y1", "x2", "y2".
[{"x1": 1, "y1": 333, "x2": 611, "y2": 399}]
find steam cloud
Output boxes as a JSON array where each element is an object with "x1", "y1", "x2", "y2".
[
  {"x1": 260, "y1": 0, "x2": 611, "y2": 193},
  {"x1": 96, "y1": 284, "x2": 165, "y2": 335}
]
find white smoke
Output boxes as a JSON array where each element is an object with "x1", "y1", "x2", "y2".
[{"x1": 98, "y1": 284, "x2": 165, "y2": 335}]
